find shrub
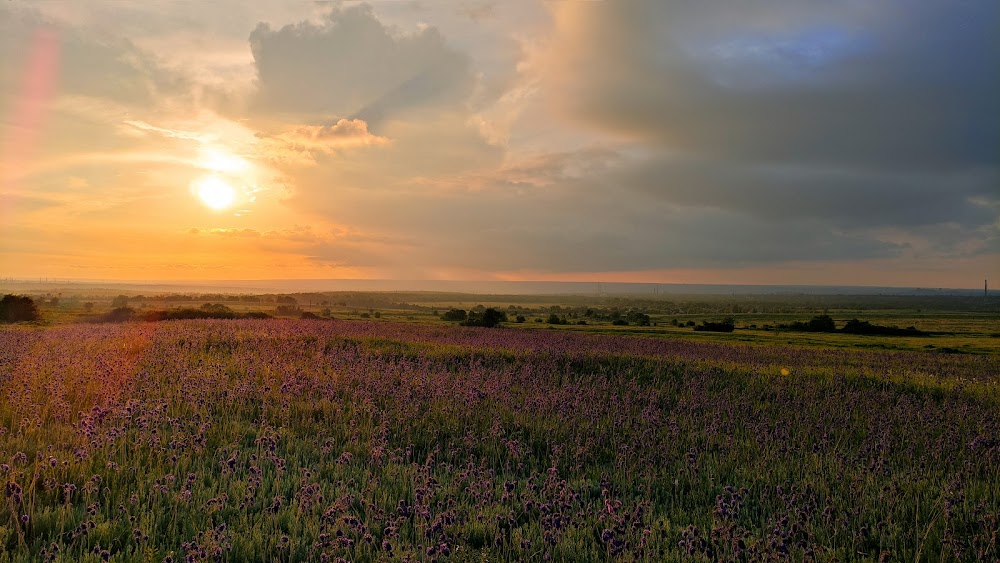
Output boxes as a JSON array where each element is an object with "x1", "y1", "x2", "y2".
[
  {"x1": 694, "y1": 318, "x2": 735, "y2": 332},
  {"x1": 785, "y1": 314, "x2": 836, "y2": 332},
  {"x1": 137, "y1": 308, "x2": 270, "y2": 322}
]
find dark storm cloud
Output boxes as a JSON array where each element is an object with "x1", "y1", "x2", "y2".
[
  {"x1": 505, "y1": 0, "x2": 1000, "y2": 273},
  {"x1": 249, "y1": 3, "x2": 474, "y2": 124},
  {"x1": 554, "y1": 0, "x2": 999, "y2": 171}
]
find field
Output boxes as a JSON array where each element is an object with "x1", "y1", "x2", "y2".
[
  {"x1": 0, "y1": 318, "x2": 997, "y2": 562},
  {"x1": 18, "y1": 289, "x2": 1000, "y2": 356}
]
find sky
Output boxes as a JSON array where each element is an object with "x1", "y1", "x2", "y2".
[{"x1": 1, "y1": 0, "x2": 997, "y2": 288}]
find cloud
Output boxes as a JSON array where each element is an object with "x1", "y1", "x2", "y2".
[
  {"x1": 288, "y1": 148, "x2": 911, "y2": 274},
  {"x1": 249, "y1": 3, "x2": 475, "y2": 125},
  {"x1": 618, "y1": 157, "x2": 999, "y2": 230},
  {"x1": 257, "y1": 118, "x2": 390, "y2": 165}
]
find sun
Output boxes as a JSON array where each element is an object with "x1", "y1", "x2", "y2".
[{"x1": 193, "y1": 175, "x2": 237, "y2": 210}]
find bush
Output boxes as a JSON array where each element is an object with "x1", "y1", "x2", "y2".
[
  {"x1": 612, "y1": 319, "x2": 628, "y2": 326},
  {"x1": 546, "y1": 314, "x2": 567, "y2": 325},
  {"x1": 841, "y1": 319, "x2": 926, "y2": 336},
  {"x1": 0, "y1": 294, "x2": 40, "y2": 322}
]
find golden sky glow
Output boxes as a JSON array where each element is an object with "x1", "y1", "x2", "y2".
[{"x1": 0, "y1": 1, "x2": 997, "y2": 287}]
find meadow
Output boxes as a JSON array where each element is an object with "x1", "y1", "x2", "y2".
[{"x1": 0, "y1": 318, "x2": 997, "y2": 561}]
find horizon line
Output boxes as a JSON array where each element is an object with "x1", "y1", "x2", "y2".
[{"x1": 0, "y1": 276, "x2": 990, "y2": 293}]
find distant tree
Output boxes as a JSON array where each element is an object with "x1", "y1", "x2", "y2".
[
  {"x1": 461, "y1": 308, "x2": 507, "y2": 328},
  {"x1": 359, "y1": 312, "x2": 371, "y2": 319},
  {"x1": 626, "y1": 311, "x2": 651, "y2": 326},
  {"x1": 0, "y1": 295, "x2": 40, "y2": 322},
  {"x1": 111, "y1": 295, "x2": 129, "y2": 308},
  {"x1": 612, "y1": 319, "x2": 628, "y2": 326},
  {"x1": 373, "y1": 311, "x2": 381, "y2": 319},
  {"x1": 321, "y1": 307, "x2": 332, "y2": 317},
  {"x1": 785, "y1": 314, "x2": 836, "y2": 332},
  {"x1": 441, "y1": 309, "x2": 468, "y2": 322},
  {"x1": 83, "y1": 302, "x2": 94, "y2": 313},
  {"x1": 275, "y1": 305, "x2": 301, "y2": 316},
  {"x1": 300, "y1": 311, "x2": 321, "y2": 320},
  {"x1": 546, "y1": 313, "x2": 566, "y2": 325},
  {"x1": 515, "y1": 315, "x2": 526, "y2": 323}
]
